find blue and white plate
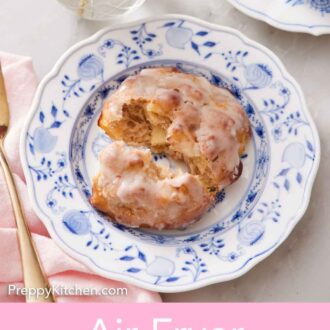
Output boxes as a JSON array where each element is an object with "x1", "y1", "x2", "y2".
[
  {"x1": 226, "y1": 0, "x2": 330, "y2": 35},
  {"x1": 20, "y1": 15, "x2": 320, "y2": 292}
]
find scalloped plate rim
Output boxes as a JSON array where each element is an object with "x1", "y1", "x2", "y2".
[
  {"x1": 226, "y1": 0, "x2": 330, "y2": 36},
  {"x1": 19, "y1": 14, "x2": 320, "y2": 293}
]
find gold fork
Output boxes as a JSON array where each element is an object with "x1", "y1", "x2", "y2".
[{"x1": 0, "y1": 62, "x2": 55, "y2": 302}]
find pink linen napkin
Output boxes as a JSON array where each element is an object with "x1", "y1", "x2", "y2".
[{"x1": 0, "y1": 51, "x2": 161, "y2": 303}]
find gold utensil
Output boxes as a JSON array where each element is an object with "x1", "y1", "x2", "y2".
[{"x1": 0, "y1": 62, "x2": 55, "y2": 303}]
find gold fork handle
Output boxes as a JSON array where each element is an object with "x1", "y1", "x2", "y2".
[{"x1": 0, "y1": 143, "x2": 55, "y2": 302}]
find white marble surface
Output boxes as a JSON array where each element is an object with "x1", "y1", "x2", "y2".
[{"x1": 1, "y1": 0, "x2": 329, "y2": 302}]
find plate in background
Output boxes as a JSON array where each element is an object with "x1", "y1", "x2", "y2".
[{"x1": 226, "y1": 0, "x2": 330, "y2": 35}]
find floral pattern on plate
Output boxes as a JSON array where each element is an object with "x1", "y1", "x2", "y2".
[
  {"x1": 20, "y1": 15, "x2": 320, "y2": 292},
  {"x1": 226, "y1": 0, "x2": 330, "y2": 35}
]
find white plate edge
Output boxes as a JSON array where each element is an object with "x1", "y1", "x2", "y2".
[
  {"x1": 19, "y1": 14, "x2": 321, "y2": 293},
  {"x1": 226, "y1": 0, "x2": 330, "y2": 36}
]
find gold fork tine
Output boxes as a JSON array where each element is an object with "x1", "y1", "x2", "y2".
[{"x1": 0, "y1": 61, "x2": 55, "y2": 302}]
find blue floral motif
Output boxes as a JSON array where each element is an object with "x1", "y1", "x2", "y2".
[
  {"x1": 98, "y1": 39, "x2": 140, "y2": 68},
  {"x1": 61, "y1": 54, "x2": 103, "y2": 100},
  {"x1": 207, "y1": 190, "x2": 226, "y2": 212},
  {"x1": 85, "y1": 216, "x2": 113, "y2": 251},
  {"x1": 247, "y1": 199, "x2": 281, "y2": 223},
  {"x1": 46, "y1": 173, "x2": 77, "y2": 212},
  {"x1": 220, "y1": 50, "x2": 273, "y2": 90},
  {"x1": 130, "y1": 23, "x2": 162, "y2": 58},
  {"x1": 256, "y1": 140, "x2": 269, "y2": 180},
  {"x1": 273, "y1": 140, "x2": 315, "y2": 192},
  {"x1": 260, "y1": 84, "x2": 291, "y2": 123},
  {"x1": 146, "y1": 257, "x2": 178, "y2": 284},
  {"x1": 118, "y1": 245, "x2": 180, "y2": 283},
  {"x1": 74, "y1": 167, "x2": 91, "y2": 198},
  {"x1": 78, "y1": 54, "x2": 104, "y2": 80},
  {"x1": 200, "y1": 238, "x2": 225, "y2": 255},
  {"x1": 286, "y1": 0, "x2": 330, "y2": 14},
  {"x1": 199, "y1": 235, "x2": 245, "y2": 262},
  {"x1": 29, "y1": 127, "x2": 57, "y2": 154},
  {"x1": 119, "y1": 245, "x2": 147, "y2": 273},
  {"x1": 29, "y1": 152, "x2": 66, "y2": 181},
  {"x1": 52, "y1": 174, "x2": 76, "y2": 198},
  {"x1": 162, "y1": 20, "x2": 217, "y2": 56},
  {"x1": 64, "y1": 211, "x2": 113, "y2": 251},
  {"x1": 282, "y1": 142, "x2": 306, "y2": 168},
  {"x1": 61, "y1": 74, "x2": 93, "y2": 100},
  {"x1": 226, "y1": 251, "x2": 240, "y2": 262},
  {"x1": 214, "y1": 189, "x2": 226, "y2": 204},
  {"x1": 209, "y1": 223, "x2": 226, "y2": 234},
  {"x1": 221, "y1": 50, "x2": 249, "y2": 75},
  {"x1": 238, "y1": 221, "x2": 265, "y2": 246},
  {"x1": 177, "y1": 247, "x2": 207, "y2": 282},
  {"x1": 274, "y1": 167, "x2": 294, "y2": 192},
  {"x1": 63, "y1": 210, "x2": 91, "y2": 235},
  {"x1": 272, "y1": 111, "x2": 308, "y2": 142},
  {"x1": 28, "y1": 104, "x2": 68, "y2": 154},
  {"x1": 244, "y1": 64, "x2": 273, "y2": 89},
  {"x1": 163, "y1": 20, "x2": 193, "y2": 49}
]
